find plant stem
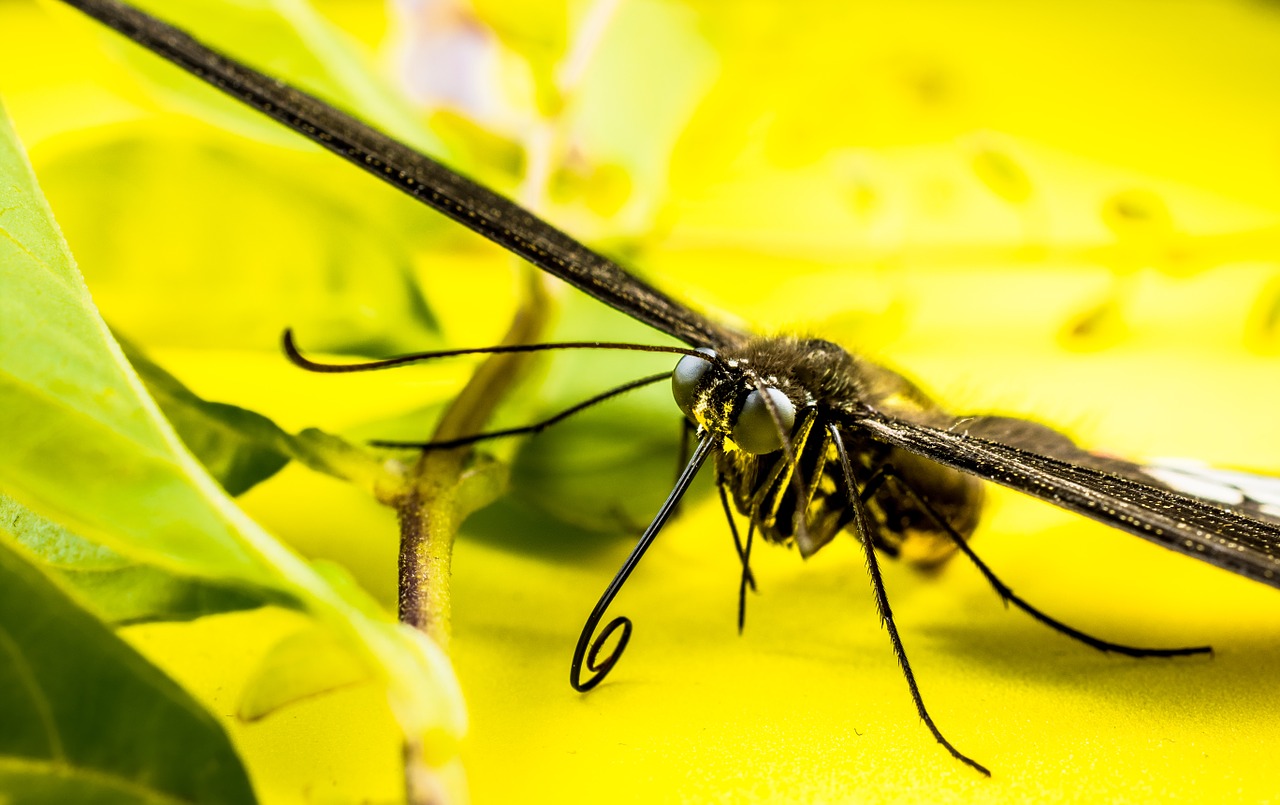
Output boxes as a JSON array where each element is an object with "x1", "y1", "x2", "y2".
[
  {"x1": 395, "y1": 0, "x2": 624, "y2": 647},
  {"x1": 397, "y1": 270, "x2": 548, "y2": 647}
]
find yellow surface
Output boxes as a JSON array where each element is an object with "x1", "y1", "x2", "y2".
[
  {"x1": 4, "y1": 0, "x2": 1280, "y2": 803},
  {"x1": 449, "y1": 336, "x2": 1280, "y2": 803}
]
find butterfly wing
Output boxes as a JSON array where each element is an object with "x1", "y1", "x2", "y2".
[
  {"x1": 69, "y1": 1, "x2": 1280, "y2": 589},
  {"x1": 1138, "y1": 457, "x2": 1280, "y2": 525},
  {"x1": 852, "y1": 410, "x2": 1280, "y2": 588},
  {"x1": 956, "y1": 416, "x2": 1280, "y2": 523},
  {"x1": 60, "y1": 0, "x2": 744, "y2": 351}
]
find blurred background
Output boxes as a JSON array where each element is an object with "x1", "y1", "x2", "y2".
[{"x1": 3, "y1": 0, "x2": 1280, "y2": 801}]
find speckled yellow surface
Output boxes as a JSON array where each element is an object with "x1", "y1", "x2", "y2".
[{"x1": 5, "y1": 0, "x2": 1280, "y2": 802}]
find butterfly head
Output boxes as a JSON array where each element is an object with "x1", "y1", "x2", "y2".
[{"x1": 671, "y1": 347, "x2": 799, "y2": 455}]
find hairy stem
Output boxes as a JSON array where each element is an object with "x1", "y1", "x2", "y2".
[
  {"x1": 396, "y1": 0, "x2": 624, "y2": 646},
  {"x1": 397, "y1": 271, "x2": 548, "y2": 646}
]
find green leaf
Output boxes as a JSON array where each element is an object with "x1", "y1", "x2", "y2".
[
  {"x1": 41, "y1": 0, "x2": 485, "y2": 356},
  {"x1": 568, "y1": 0, "x2": 717, "y2": 233},
  {"x1": 129, "y1": 338, "x2": 407, "y2": 516},
  {"x1": 0, "y1": 98, "x2": 463, "y2": 794},
  {"x1": 507, "y1": 292, "x2": 712, "y2": 537},
  {"x1": 0, "y1": 539, "x2": 256, "y2": 804},
  {"x1": 120, "y1": 335, "x2": 398, "y2": 498},
  {"x1": 36, "y1": 123, "x2": 443, "y2": 355},
  {"x1": 469, "y1": 0, "x2": 570, "y2": 116},
  {"x1": 236, "y1": 623, "x2": 371, "y2": 722},
  {"x1": 121, "y1": 337, "x2": 292, "y2": 496},
  {"x1": 458, "y1": 0, "x2": 716, "y2": 236},
  {"x1": 0, "y1": 493, "x2": 287, "y2": 625},
  {"x1": 0, "y1": 112, "x2": 285, "y2": 580}
]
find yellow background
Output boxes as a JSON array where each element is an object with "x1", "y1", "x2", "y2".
[{"x1": 3, "y1": 0, "x2": 1280, "y2": 802}]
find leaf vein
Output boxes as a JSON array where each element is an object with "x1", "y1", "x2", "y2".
[
  {"x1": 0, "y1": 624, "x2": 65, "y2": 762},
  {"x1": 0, "y1": 214, "x2": 80, "y2": 298},
  {"x1": 0, "y1": 755, "x2": 202, "y2": 805}
]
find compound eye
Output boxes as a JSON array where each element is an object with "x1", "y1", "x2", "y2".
[
  {"x1": 671, "y1": 349, "x2": 716, "y2": 419},
  {"x1": 731, "y1": 387, "x2": 796, "y2": 454}
]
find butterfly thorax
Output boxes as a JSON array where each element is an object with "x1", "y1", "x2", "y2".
[{"x1": 684, "y1": 335, "x2": 984, "y2": 565}]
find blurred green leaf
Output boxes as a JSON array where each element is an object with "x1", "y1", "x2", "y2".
[
  {"x1": 0, "y1": 539, "x2": 256, "y2": 804},
  {"x1": 428, "y1": 108, "x2": 526, "y2": 182},
  {"x1": 549, "y1": 159, "x2": 633, "y2": 218},
  {"x1": 507, "y1": 292, "x2": 712, "y2": 537},
  {"x1": 121, "y1": 335, "x2": 395, "y2": 498},
  {"x1": 567, "y1": 0, "x2": 716, "y2": 235},
  {"x1": 461, "y1": 0, "x2": 715, "y2": 237},
  {"x1": 237, "y1": 623, "x2": 371, "y2": 722},
  {"x1": 469, "y1": 0, "x2": 569, "y2": 116},
  {"x1": 971, "y1": 145, "x2": 1034, "y2": 205},
  {"x1": 1102, "y1": 188, "x2": 1175, "y2": 240},
  {"x1": 122, "y1": 337, "x2": 292, "y2": 496},
  {"x1": 1247, "y1": 273, "x2": 1280, "y2": 351},
  {"x1": 38, "y1": 124, "x2": 442, "y2": 354},
  {"x1": 1059, "y1": 295, "x2": 1129, "y2": 350}
]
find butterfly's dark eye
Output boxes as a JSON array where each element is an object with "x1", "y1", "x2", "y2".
[
  {"x1": 672, "y1": 349, "x2": 716, "y2": 419},
  {"x1": 732, "y1": 387, "x2": 796, "y2": 454}
]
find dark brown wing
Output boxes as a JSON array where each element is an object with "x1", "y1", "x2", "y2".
[
  {"x1": 852, "y1": 410, "x2": 1280, "y2": 588},
  {"x1": 59, "y1": 0, "x2": 745, "y2": 351},
  {"x1": 957, "y1": 416, "x2": 1280, "y2": 525}
]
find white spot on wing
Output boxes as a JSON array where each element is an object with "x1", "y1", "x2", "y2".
[
  {"x1": 1145, "y1": 458, "x2": 1280, "y2": 508},
  {"x1": 1142, "y1": 466, "x2": 1245, "y2": 505}
]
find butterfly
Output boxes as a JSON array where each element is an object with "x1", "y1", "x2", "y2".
[{"x1": 59, "y1": 0, "x2": 1280, "y2": 777}]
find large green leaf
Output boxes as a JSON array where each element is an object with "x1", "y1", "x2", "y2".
[
  {"x1": 0, "y1": 98, "x2": 464, "y2": 795},
  {"x1": 0, "y1": 327, "x2": 393, "y2": 626},
  {"x1": 0, "y1": 107, "x2": 289, "y2": 581},
  {"x1": 0, "y1": 538, "x2": 256, "y2": 804}
]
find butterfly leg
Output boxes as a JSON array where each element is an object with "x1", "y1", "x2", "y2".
[
  {"x1": 716, "y1": 474, "x2": 757, "y2": 635},
  {"x1": 571, "y1": 434, "x2": 718, "y2": 692},
  {"x1": 828, "y1": 425, "x2": 991, "y2": 777},
  {"x1": 861, "y1": 464, "x2": 1212, "y2": 659}
]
